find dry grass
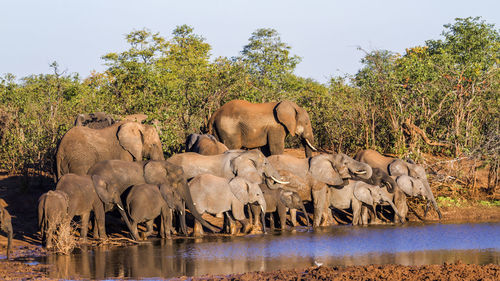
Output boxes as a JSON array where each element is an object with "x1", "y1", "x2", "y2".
[{"x1": 52, "y1": 222, "x2": 77, "y2": 255}]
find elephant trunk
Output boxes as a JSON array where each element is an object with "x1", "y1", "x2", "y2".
[
  {"x1": 180, "y1": 181, "x2": 220, "y2": 233},
  {"x1": 300, "y1": 204, "x2": 310, "y2": 227},
  {"x1": 179, "y1": 202, "x2": 187, "y2": 236},
  {"x1": 260, "y1": 206, "x2": 266, "y2": 234},
  {"x1": 116, "y1": 202, "x2": 139, "y2": 241},
  {"x1": 385, "y1": 197, "x2": 404, "y2": 223},
  {"x1": 423, "y1": 180, "x2": 442, "y2": 220}
]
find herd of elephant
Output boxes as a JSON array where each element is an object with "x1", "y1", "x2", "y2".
[{"x1": 2, "y1": 99, "x2": 442, "y2": 257}]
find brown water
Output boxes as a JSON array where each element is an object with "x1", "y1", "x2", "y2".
[{"x1": 39, "y1": 221, "x2": 500, "y2": 279}]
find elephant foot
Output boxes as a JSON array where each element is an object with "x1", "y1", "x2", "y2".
[
  {"x1": 193, "y1": 221, "x2": 204, "y2": 237},
  {"x1": 229, "y1": 223, "x2": 239, "y2": 235},
  {"x1": 370, "y1": 218, "x2": 384, "y2": 225},
  {"x1": 215, "y1": 213, "x2": 224, "y2": 218}
]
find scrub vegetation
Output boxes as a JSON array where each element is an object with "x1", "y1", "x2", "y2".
[{"x1": 0, "y1": 17, "x2": 498, "y2": 196}]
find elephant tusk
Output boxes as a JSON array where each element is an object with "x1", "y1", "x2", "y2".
[
  {"x1": 116, "y1": 204, "x2": 125, "y2": 211},
  {"x1": 354, "y1": 170, "x2": 367, "y2": 175},
  {"x1": 271, "y1": 176, "x2": 289, "y2": 185},
  {"x1": 260, "y1": 205, "x2": 265, "y2": 213},
  {"x1": 305, "y1": 139, "x2": 317, "y2": 152}
]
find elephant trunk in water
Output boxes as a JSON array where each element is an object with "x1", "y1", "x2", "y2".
[
  {"x1": 300, "y1": 203, "x2": 310, "y2": 227},
  {"x1": 116, "y1": 202, "x2": 139, "y2": 241}
]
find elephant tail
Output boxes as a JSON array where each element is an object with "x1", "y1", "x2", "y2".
[{"x1": 207, "y1": 112, "x2": 219, "y2": 140}]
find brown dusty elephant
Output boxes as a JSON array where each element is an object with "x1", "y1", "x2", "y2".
[
  {"x1": 188, "y1": 174, "x2": 267, "y2": 236},
  {"x1": 268, "y1": 153, "x2": 373, "y2": 227},
  {"x1": 0, "y1": 200, "x2": 12, "y2": 259},
  {"x1": 126, "y1": 183, "x2": 185, "y2": 240},
  {"x1": 185, "y1": 133, "x2": 228, "y2": 155},
  {"x1": 56, "y1": 121, "x2": 164, "y2": 179},
  {"x1": 74, "y1": 112, "x2": 115, "y2": 129},
  {"x1": 55, "y1": 174, "x2": 109, "y2": 242},
  {"x1": 87, "y1": 160, "x2": 218, "y2": 238},
  {"x1": 38, "y1": 190, "x2": 69, "y2": 249},
  {"x1": 355, "y1": 149, "x2": 442, "y2": 219},
  {"x1": 208, "y1": 100, "x2": 317, "y2": 157}
]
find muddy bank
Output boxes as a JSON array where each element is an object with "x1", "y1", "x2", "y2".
[{"x1": 181, "y1": 262, "x2": 500, "y2": 281}]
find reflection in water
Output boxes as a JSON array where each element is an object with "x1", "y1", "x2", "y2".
[{"x1": 41, "y1": 222, "x2": 500, "y2": 279}]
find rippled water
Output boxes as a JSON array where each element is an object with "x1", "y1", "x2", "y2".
[{"x1": 39, "y1": 221, "x2": 500, "y2": 279}]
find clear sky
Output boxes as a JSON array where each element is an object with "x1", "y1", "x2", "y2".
[{"x1": 1, "y1": 0, "x2": 498, "y2": 83}]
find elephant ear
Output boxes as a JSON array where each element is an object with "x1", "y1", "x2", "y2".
[
  {"x1": 144, "y1": 161, "x2": 166, "y2": 185},
  {"x1": 275, "y1": 101, "x2": 298, "y2": 136},
  {"x1": 91, "y1": 175, "x2": 113, "y2": 204},
  {"x1": 309, "y1": 155, "x2": 344, "y2": 186},
  {"x1": 279, "y1": 189, "x2": 294, "y2": 208},
  {"x1": 230, "y1": 155, "x2": 262, "y2": 184},
  {"x1": 229, "y1": 177, "x2": 250, "y2": 204},
  {"x1": 159, "y1": 184, "x2": 177, "y2": 210},
  {"x1": 117, "y1": 122, "x2": 144, "y2": 161},
  {"x1": 185, "y1": 134, "x2": 199, "y2": 151},
  {"x1": 353, "y1": 182, "x2": 374, "y2": 205},
  {"x1": 389, "y1": 159, "x2": 410, "y2": 177}
]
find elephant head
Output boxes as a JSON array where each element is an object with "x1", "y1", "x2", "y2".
[
  {"x1": 0, "y1": 203, "x2": 12, "y2": 260},
  {"x1": 395, "y1": 175, "x2": 426, "y2": 199},
  {"x1": 279, "y1": 189, "x2": 310, "y2": 227},
  {"x1": 91, "y1": 174, "x2": 138, "y2": 240},
  {"x1": 229, "y1": 177, "x2": 267, "y2": 232},
  {"x1": 388, "y1": 159, "x2": 441, "y2": 219},
  {"x1": 275, "y1": 101, "x2": 317, "y2": 157},
  {"x1": 230, "y1": 150, "x2": 287, "y2": 186},
  {"x1": 117, "y1": 122, "x2": 165, "y2": 161},
  {"x1": 159, "y1": 183, "x2": 187, "y2": 235},
  {"x1": 143, "y1": 161, "x2": 219, "y2": 234},
  {"x1": 353, "y1": 182, "x2": 404, "y2": 223},
  {"x1": 308, "y1": 154, "x2": 348, "y2": 186}
]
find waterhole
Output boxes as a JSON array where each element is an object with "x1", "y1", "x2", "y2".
[{"x1": 39, "y1": 221, "x2": 500, "y2": 279}]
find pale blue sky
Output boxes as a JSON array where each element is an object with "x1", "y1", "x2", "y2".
[{"x1": 1, "y1": 0, "x2": 498, "y2": 83}]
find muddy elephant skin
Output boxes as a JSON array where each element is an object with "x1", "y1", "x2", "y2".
[{"x1": 208, "y1": 100, "x2": 317, "y2": 157}]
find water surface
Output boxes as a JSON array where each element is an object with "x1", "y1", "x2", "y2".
[{"x1": 40, "y1": 221, "x2": 500, "y2": 279}]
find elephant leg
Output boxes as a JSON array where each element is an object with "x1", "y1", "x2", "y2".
[
  {"x1": 361, "y1": 206, "x2": 369, "y2": 225},
  {"x1": 143, "y1": 220, "x2": 154, "y2": 239},
  {"x1": 161, "y1": 206, "x2": 172, "y2": 239},
  {"x1": 80, "y1": 213, "x2": 90, "y2": 242},
  {"x1": 251, "y1": 204, "x2": 262, "y2": 232},
  {"x1": 239, "y1": 218, "x2": 251, "y2": 234},
  {"x1": 226, "y1": 212, "x2": 239, "y2": 235},
  {"x1": 193, "y1": 219, "x2": 204, "y2": 237},
  {"x1": 269, "y1": 213, "x2": 275, "y2": 231},
  {"x1": 312, "y1": 188, "x2": 327, "y2": 227},
  {"x1": 94, "y1": 204, "x2": 107, "y2": 240},
  {"x1": 277, "y1": 204, "x2": 287, "y2": 230},
  {"x1": 290, "y1": 209, "x2": 298, "y2": 226},
  {"x1": 352, "y1": 200, "x2": 361, "y2": 226},
  {"x1": 46, "y1": 224, "x2": 54, "y2": 249},
  {"x1": 247, "y1": 205, "x2": 253, "y2": 226},
  {"x1": 321, "y1": 208, "x2": 335, "y2": 226},
  {"x1": 267, "y1": 129, "x2": 286, "y2": 156}
]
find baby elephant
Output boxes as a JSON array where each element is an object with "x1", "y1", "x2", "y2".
[
  {"x1": 188, "y1": 174, "x2": 267, "y2": 236},
  {"x1": 252, "y1": 185, "x2": 309, "y2": 231},
  {"x1": 126, "y1": 184, "x2": 185, "y2": 240},
  {"x1": 38, "y1": 190, "x2": 69, "y2": 249},
  {"x1": 0, "y1": 200, "x2": 13, "y2": 259},
  {"x1": 185, "y1": 133, "x2": 228, "y2": 155},
  {"x1": 55, "y1": 174, "x2": 108, "y2": 242}
]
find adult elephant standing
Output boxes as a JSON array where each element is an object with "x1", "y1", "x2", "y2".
[
  {"x1": 208, "y1": 100, "x2": 317, "y2": 157},
  {"x1": 56, "y1": 121, "x2": 164, "y2": 179},
  {"x1": 87, "y1": 160, "x2": 219, "y2": 238},
  {"x1": 268, "y1": 153, "x2": 373, "y2": 227},
  {"x1": 355, "y1": 149, "x2": 442, "y2": 219}
]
